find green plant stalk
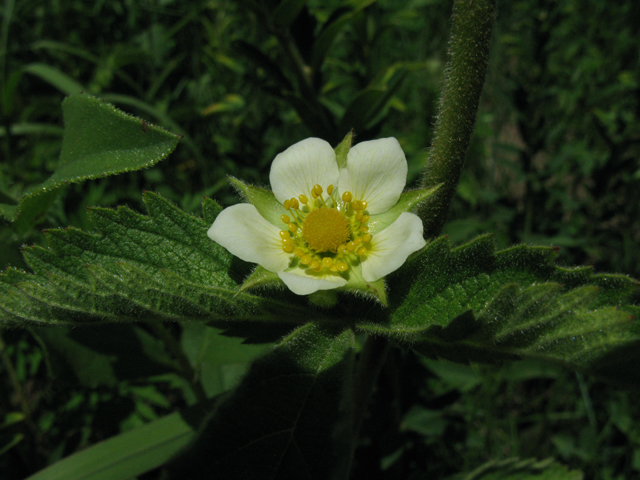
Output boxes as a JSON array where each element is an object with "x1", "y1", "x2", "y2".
[
  {"x1": 419, "y1": 0, "x2": 496, "y2": 238},
  {"x1": 342, "y1": 1, "x2": 496, "y2": 476}
]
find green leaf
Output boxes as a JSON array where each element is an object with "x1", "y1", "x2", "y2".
[
  {"x1": 360, "y1": 235, "x2": 640, "y2": 386},
  {"x1": 0, "y1": 192, "x2": 316, "y2": 327},
  {"x1": 24, "y1": 399, "x2": 216, "y2": 480},
  {"x1": 445, "y1": 457, "x2": 583, "y2": 480},
  {"x1": 165, "y1": 321, "x2": 355, "y2": 480},
  {"x1": 0, "y1": 94, "x2": 181, "y2": 230}
]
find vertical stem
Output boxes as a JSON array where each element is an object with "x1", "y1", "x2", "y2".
[
  {"x1": 419, "y1": 0, "x2": 496, "y2": 238},
  {"x1": 338, "y1": 334, "x2": 389, "y2": 479}
]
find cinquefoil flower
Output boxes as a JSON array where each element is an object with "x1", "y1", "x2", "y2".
[{"x1": 208, "y1": 137, "x2": 426, "y2": 296}]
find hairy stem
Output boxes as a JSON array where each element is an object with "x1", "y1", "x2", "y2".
[{"x1": 419, "y1": 0, "x2": 496, "y2": 238}]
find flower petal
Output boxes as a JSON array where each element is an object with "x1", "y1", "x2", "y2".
[
  {"x1": 361, "y1": 212, "x2": 425, "y2": 282},
  {"x1": 269, "y1": 138, "x2": 339, "y2": 205},
  {"x1": 278, "y1": 271, "x2": 347, "y2": 295},
  {"x1": 207, "y1": 203, "x2": 290, "y2": 272},
  {"x1": 339, "y1": 137, "x2": 408, "y2": 214}
]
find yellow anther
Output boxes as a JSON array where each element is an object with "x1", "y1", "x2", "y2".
[
  {"x1": 357, "y1": 246, "x2": 367, "y2": 256},
  {"x1": 361, "y1": 233, "x2": 372, "y2": 243},
  {"x1": 360, "y1": 201, "x2": 368, "y2": 210},
  {"x1": 327, "y1": 185, "x2": 334, "y2": 195},
  {"x1": 352, "y1": 200, "x2": 362, "y2": 211},
  {"x1": 309, "y1": 260, "x2": 321, "y2": 271},
  {"x1": 294, "y1": 248, "x2": 305, "y2": 258},
  {"x1": 361, "y1": 215, "x2": 370, "y2": 223},
  {"x1": 284, "y1": 199, "x2": 291, "y2": 210},
  {"x1": 281, "y1": 214, "x2": 291, "y2": 224},
  {"x1": 279, "y1": 230, "x2": 290, "y2": 239},
  {"x1": 359, "y1": 225, "x2": 369, "y2": 232},
  {"x1": 337, "y1": 244, "x2": 346, "y2": 254},
  {"x1": 288, "y1": 223, "x2": 298, "y2": 233},
  {"x1": 342, "y1": 191, "x2": 353, "y2": 202},
  {"x1": 301, "y1": 255, "x2": 312, "y2": 265},
  {"x1": 330, "y1": 265, "x2": 338, "y2": 272},
  {"x1": 322, "y1": 257, "x2": 333, "y2": 268},
  {"x1": 282, "y1": 237, "x2": 294, "y2": 247},
  {"x1": 355, "y1": 211, "x2": 363, "y2": 221},
  {"x1": 336, "y1": 261, "x2": 348, "y2": 272},
  {"x1": 353, "y1": 237, "x2": 362, "y2": 246},
  {"x1": 283, "y1": 243, "x2": 295, "y2": 253},
  {"x1": 290, "y1": 198, "x2": 299, "y2": 209},
  {"x1": 313, "y1": 184, "x2": 323, "y2": 197},
  {"x1": 299, "y1": 194, "x2": 308, "y2": 204},
  {"x1": 346, "y1": 241, "x2": 356, "y2": 252}
]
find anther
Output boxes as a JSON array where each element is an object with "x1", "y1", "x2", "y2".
[
  {"x1": 357, "y1": 246, "x2": 367, "y2": 256},
  {"x1": 355, "y1": 211, "x2": 363, "y2": 221},
  {"x1": 313, "y1": 184, "x2": 323, "y2": 197},
  {"x1": 327, "y1": 185, "x2": 334, "y2": 195},
  {"x1": 288, "y1": 223, "x2": 298, "y2": 232},
  {"x1": 360, "y1": 201, "x2": 368, "y2": 210},
  {"x1": 322, "y1": 257, "x2": 333, "y2": 268},
  {"x1": 361, "y1": 233, "x2": 372, "y2": 243},
  {"x1": 301, "y1": 255, "x2": 312, "y2": 265},
  {"x1": 299, "y1": 194, "x2": 308, "y2": 204},
  {"x1": 342, "y1": 191, "x2": 353, "y2": 202},
  {"x1": 337, "y1": 245, "x2": 346, "y2": 254},
  {"x1": 336, "y1": 261, "x2": 348, "y2": 272},
  {"x1": 290, "y1": 198, "x2": 299, "y2": 209},
  {"x1": 346, "y1": 241, "x2": 356, "y2": 252},
  {"x1": 294, "y1": 248, "x2": 305, "y2": 258},
  {"x1": 359, "y1": 225, "x2": 369, "y2": 232},
  {"x1": 279, "y1": 230, "x2": 290, "y2": 238},
  {"x1": 353, "y1": 237, "x2": 362, "y2": 246},
  {"x1": 284, "y1": 199, "x2": 291, "y2": 210},
  {"x1": 283, "y1": 243, "x2": 295, "y2": 253},
  {"x1": 352, "y1": 200, "x2": 362, "y2": 211},
  {"x1": 281, "y1": 214, "x2": 290, "y2": 224},
  {"x1": 361, "y1": 215, "x2": 369, "y2": 223},
  {"x1": 309, "y1": 260, "x2": 321, "y2": 271}
]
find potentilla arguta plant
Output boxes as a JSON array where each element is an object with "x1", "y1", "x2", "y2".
[{"x1": 2, "y1": 1, "x2": 639, "y2": 480}]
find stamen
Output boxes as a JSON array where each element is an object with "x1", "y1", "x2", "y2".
[
  {"x1": 301, "y1": 255, "x2": 312, "y2": 265},
  {"x1": 342, "y1": 191, "x2": 353, "y2": 202},
  {"x1": 327, "y1": 185, "x2": 334, "y2": 195},
  {"x1": 294, "y1": 248, "x2": 305, "y2": 258},
  {"x1": 299, "y1": 194, "x2": 308, "y2": 204},
  {"x1": 281, "y1": 214, "x2": 290, "y2": 224},
  {"x1": 279, "y1": 230, "x2": 290, "y2": 239},
  {"x1": 322, "y1": 257, "x2": 333, "y2": 268},
  {"x1": 284, "y1": 199, "x2": 291, "y2": 210},
  {"x1": 357, "y1": 246, "x2": 367, "y2": 256},
  {"x1": 361, "y1": 233, "x2": 372, "y2": 243},
  {"x1": 288, "y1": 223, "x2": 298, "y2": 233},
  {"x1": 361, "y1": 215, "x2": 369, "y2": 223},
  {"x1": 336, "y1": 261, "x2": 348, "y2": 272}
]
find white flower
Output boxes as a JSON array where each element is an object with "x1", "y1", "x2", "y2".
[{"x1": 207, "y1": 137, "x2": 426, "y2": 296}]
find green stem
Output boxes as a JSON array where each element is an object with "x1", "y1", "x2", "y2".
[
  {"x1": 419, "y1": 0, "x2": 496, "y2": 238},
  {"x1": 146, "y1": 322, "x2": 207, "y2": 403},
  {"x1": 339, "y1": 334, "x2": 389, "y2": 479}
]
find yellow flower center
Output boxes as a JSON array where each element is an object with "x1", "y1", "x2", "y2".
[
  {"x1": 302, "y1": 207, "x2": 349, "y2": 252},
  {"x1": 278, "y1": 184, "x2": 372, "y2": 274}
]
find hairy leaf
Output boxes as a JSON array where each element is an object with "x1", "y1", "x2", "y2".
[
  {"x1": 0, "y1": 193, "x2": 314, "y2": 327},
  {"x1": 361, "y1": 235, "x2": 640, "y2": 386},
  {"x1": 164, "y1": 322, "x2": 355, "y2": 480},
  {"x1": 0, "y1": 94, "x2": 180, "y2": 231}
]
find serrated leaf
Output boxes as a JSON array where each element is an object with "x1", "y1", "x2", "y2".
[
  {"x1": 445, "y1": 457, "x2": 583, "y2": 480},
  {"x1": 165, "y1": 321, "x2": 355, "y2": 480},
  {"x1": 0, "y1": 192, "x2": 317, "y2": 327},
  {"x1": 0, "y1": 94, "x2": 180, "y2": 230},
  {"x1": 360, "y1": 235, "x2": 640, "y2": 386}
]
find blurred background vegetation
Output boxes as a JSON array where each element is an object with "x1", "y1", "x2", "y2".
[{"x1": 1, "y1": 0, "x2": 639, "y2": 479}]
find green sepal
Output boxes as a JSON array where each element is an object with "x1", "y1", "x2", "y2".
[
  {"x1": 227, "y1": 176, "x2": 285, "y2": 226},
  {"x1": 240, "y1": 265, "x2": 285, "y2": 291},
  {"x1": 334, "y1": 130, "x2": 353, "y2": 168},
  {"x1": 341, "y1": 268, "x2": 388, "y2": 306},
  {"x1": 368, "y1": 184, "x2": 442, "y2": 234}
]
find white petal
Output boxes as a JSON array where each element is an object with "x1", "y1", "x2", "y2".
[
  {"x1": 339, "y1": 138, "x2": 408, "y2": 214},
  {"x1": 269, "y1": 138, "x2": 339, "y2": 205},
  {"x1": 207, "y1": 204, "x2": 290, "y2": 272},
  {"x1": 278, "y1": 271, "x2": 347, "y2": 295},
  {"x1": 361, "y1": 212, "x2": 425, "y2": 282}
]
